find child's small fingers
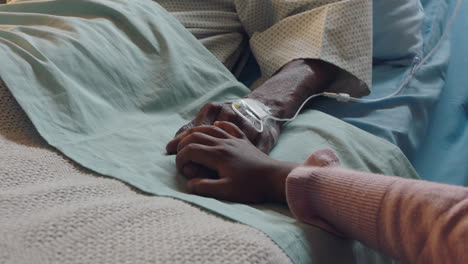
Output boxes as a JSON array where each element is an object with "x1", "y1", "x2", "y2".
[
  {"x1": 177, "y1": 132, "x2": 219, "y2": 153},
  {"x1": 176, "y1": 144, "x2": 219, "y2": 173},
  {"x1": 167, "y1": 125, "x2": 231, "y2": 154},
  {"x1": 182, "y1": 163, "x2": 217, "y2": 179},
  {"x1": 187, "y1": 178, "x2": 231, "y2": 200}
]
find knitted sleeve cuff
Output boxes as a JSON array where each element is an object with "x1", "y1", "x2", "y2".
[{"x1": 286, "y1": 148, "x2": 397, "y2": 247}]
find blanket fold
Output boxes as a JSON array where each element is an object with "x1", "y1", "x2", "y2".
[{"x1": 0, "y1": 1, "x2": 419, "y2": 263}]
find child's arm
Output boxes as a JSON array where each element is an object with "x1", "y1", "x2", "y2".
[
  {"x1": 287, "y1": 149, "x2": 468, "y2": 264},
  {"x1": 172, "y1": 121, "x2": 468, "y2": 263}
]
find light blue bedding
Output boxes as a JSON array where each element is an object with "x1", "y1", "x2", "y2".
[
  {"x1": 315, "y1": 0, "x2": 468, "y2": 186},
  {"x1": 412, "y1": 0, "x2": 468, "y2": 185},
  {"x1": 241, "y1": 0, "x2": 467, "y2": 186},
  {"x1": 0, "y1": 0, "x2": 421, "y2": 263},
  {"x1": 372, "y1": 0, "x2": 424, "y2": 62}
]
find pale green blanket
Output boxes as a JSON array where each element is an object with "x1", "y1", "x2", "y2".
[{"x1": 0, "y1": 0, "x2": 418, "y2": 263}]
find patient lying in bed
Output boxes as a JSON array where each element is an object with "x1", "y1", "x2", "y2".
[
  {"x1": 161, "y1": 0, "x2": 373, "y2": 156},
  {"x1": 1, "y1": 0, "x2": 444, "y2": 263}
]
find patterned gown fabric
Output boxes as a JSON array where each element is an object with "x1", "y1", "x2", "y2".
[
  {"x1": 5, "y1": 0, "x2": 373, "y2": 94},
  {"x1": 157, "y1": 0, "x2": 373, "y2": 97}
]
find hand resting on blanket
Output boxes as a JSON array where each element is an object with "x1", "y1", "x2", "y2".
[
  {"x1": 166, "y1": 59, "x2": 338, "y2": 155},
  {"x1": 171, "y1": 121, "x2": 298, "y2": 203}
]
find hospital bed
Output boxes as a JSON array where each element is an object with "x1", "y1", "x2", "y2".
[{"x1": 1, "y1": 0, "x2": 466, "y2": 263}]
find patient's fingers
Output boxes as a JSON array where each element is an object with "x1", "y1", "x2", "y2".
[
  {"x1": 174, "y1": 103, "x2": 223, "y2": 137},
  {"x1": 166, "y1": 125, "x2": 231, "y2": 154},
  {"x1": 187, "y1": 178, "x2": 231, "y2": 201},
  {"x1": 174, "y1": 122, "x2": 195, "y2": 138},
  {"x1": 194, "y1": 102, "x2": 223, "y2": 125},
  {"x1": 167, "y1": 100, "x2": 276, "y2": 155},
  {"x1": 176, "y1": 144, "x2": 219, "y2": 173}
]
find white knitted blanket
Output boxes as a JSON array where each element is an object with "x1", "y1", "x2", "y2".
[{"x1": 0, "y1": 80, "x2": 291, "y2": 264}]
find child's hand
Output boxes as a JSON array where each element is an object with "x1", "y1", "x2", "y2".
[{"x1": 174, "y1": 121, "x2": 298, "y2": 204}]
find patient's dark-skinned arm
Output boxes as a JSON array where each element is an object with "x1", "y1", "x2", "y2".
[
  {"x1": 166, "y1": 59, "x2": 338, "y2": 156},
  {"x1": 246, "y1": 59, "x2": 338, "y2": 124}
]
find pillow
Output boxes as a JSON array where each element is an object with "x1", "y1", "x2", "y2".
[{"x1": 373, "y1": 0, "x2": 425, "y2": 63}]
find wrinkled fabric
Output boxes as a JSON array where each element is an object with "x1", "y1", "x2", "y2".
[
  {"x1": 0, "y1": 0, "x2": 417, "y2": 263},
  {"x1": 0, "y1": 80, "x2": 292, "y2": 264},
  {"x1": 158, "y1": 0, "x2": 372, "y2": 96}
]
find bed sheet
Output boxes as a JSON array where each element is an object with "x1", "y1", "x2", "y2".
[
  {"x1": 240, "y1": 0, "x2": 467, "y2": 186},
  {"x1": 0, "y1": 1, "x2": 419, "y2": 263},
  {"x1": 411, "y1": 0, "x2": 468, "y2": 185},
  {"x1": 0, "y1": 80, "x2": 292, "y2": 263},
  {"x1": 1, "y1": 0, "x2": 463, "y2": 263}
]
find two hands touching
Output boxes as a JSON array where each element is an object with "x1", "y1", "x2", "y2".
[
  {"x1": 164, "y1": 98, "x2": 288, "y2": 204},
  {"x1": 166, "y1": 59, "x2": 338, "y2": 203},
  {"x1": 166, "y1": 121, "x2": 298, "y2": 204}
]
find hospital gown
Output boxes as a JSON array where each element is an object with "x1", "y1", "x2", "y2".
[{"x1": 157, "y1": 0, "x2": 373, "y2": 97}]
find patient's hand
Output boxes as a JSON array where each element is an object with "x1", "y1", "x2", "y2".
[
  {"x1": 173, "y1": 121, "x2": 298, "y2": 204},
  {"x1": 167, "y1": 59, "x2": 337, "y2": 155},
  {"x1": 166, "y1": 101, "x2": 280, "y2": 154}
]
